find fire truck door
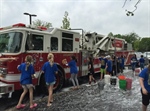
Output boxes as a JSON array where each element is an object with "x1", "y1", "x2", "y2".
[{"x1": 25, "y1": 32, "x2": 44, "y2": 72}]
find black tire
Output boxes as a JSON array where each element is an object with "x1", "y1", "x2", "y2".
[
  {"x1": 36, "y1": 69, "x2": 65, "y2": 95},
  {"x1": 53, "y1": 69, "x2": 65, "y2": 93},
  {"x1": 36, "y1": 73, "x2": 48, "y2": 96}
]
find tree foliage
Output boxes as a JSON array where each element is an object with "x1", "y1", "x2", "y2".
[
  {"x1": 32, "y1": 19, "x2": 52, "y2": 28},
  {"x1": 114, "y1": 32, "x2": 139, "y2": 43},
  {"x1": 61, "y1": 11, "x2": 70, "y2": 29},
  {"x1": 113, "y1": 32, "x2": 150, "y2": 51},
  {"x1": 133, "y1": 40, "x2": 140, "y2": 51},
  {"x1": 108, "y1": 32, "x2": 113, "y2": 36},
  {"x1": 124, "y1": 32, "x2": 139, "y2": 44},
  {"x1": 139, "y1": 38, "x2": 150, "y2": 52}
]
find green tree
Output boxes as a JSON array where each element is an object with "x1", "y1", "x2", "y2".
[
  {"x1": 124, "y1": 32, "x2": 139, "y2": 44},
  {"x1": 61, "y1": 11, "x2": 70, "y2": 29},
  {"x1": 32, "y1": 19, "x2": 52, "y2": 28},
  {"x1": 133, "y1": 40, "x2": 140, "y2": 51},
  {"x1": 114, "y1": 34, "x2": 123, "y2": 39},
  {"x1": 139, "y1": 38, "x2": 150, "y2": 52},
  {"x1": 108, "y1": 32, "x2": 113, "y2": 36}
]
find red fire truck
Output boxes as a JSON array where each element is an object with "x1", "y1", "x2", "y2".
[{"x1": 0, "y1": 23, "x2": 133, "y2": 97}]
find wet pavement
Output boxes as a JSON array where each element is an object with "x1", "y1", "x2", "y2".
[{"x1": 4, "y1": 69, "x2": 150, "y2": 111}]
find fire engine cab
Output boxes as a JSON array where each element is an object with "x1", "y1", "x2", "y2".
[{"x1": 0, "y1": 23, "x2": 133, "y2": 97}]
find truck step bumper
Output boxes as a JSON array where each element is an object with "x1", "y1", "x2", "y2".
[{"x1": 0, "y1": 82, "x2": 14, "y2": 95}]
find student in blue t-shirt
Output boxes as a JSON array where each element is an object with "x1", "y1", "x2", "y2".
[
  {"x1": 139, "y1": 55, "x2": 145, "y2": 70},
  {"x1": 99, "y1": 55, "x2": 107, "y2": 80},
  {"x1": 118, "y1": 55, "x2": 125, "y2": 73},
  {"x1": 139, "y1": 65, "x2": 150, "y2": 111},
  {"x1": 16, "y1": 55, "x2": 37, "y2": 109},
  {"x1": 131, "y1": 54, "x2": 138, "y2": 74},
  {"x1": 106, "y1": 55, "x2": 112, "y2": 75},
  {"x1": 66, "y1": 56, "x2": 79, "y2": 90},
  {"x1": 41, "y1": 53, "x2": 58, "y2": 107}
]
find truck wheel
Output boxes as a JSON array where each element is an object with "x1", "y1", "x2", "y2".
[
  {"x1": 38, "y1": 74, "x2": 48, "y2": 96},
  {"x1": 53, "y1": 69, "x2": 65, "y2": 93},
  {"x1": 37, "y1": 69, "x2": 64, "y2": 95}
]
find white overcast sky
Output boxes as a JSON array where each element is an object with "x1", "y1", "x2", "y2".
[{"x1": 0, "y1": 0, "x2": 149, "y2": 37}]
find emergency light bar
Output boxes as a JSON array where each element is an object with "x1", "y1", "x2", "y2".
[
  {"x1": 12, "y1": 23, "x2": 26, "y2": 27},
  {"x1": 37, "y1": 26, "x2": 47, "y2": 30},
  {"x1": 0, "y1": 23, "x2": 26, "y2": 30},
  {"x1": 0, "y1": 23, "x2": 47, "y2": 31}
]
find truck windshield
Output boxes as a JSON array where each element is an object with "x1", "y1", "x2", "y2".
[{"x1": 0, "y1": 32, "x2": 22, "y2": 53}]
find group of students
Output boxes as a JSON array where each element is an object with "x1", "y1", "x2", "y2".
[
  {"x1": 98, "y1": 53, "x2": 150, "y2": 111},
  {"x1": 2, "y1": 52, "x2": 148, "y2": 111},
  {"x1": 63, "y1": 56, "x2": 96, "y2": 87},
  {"x1": 14, "y1": 53, "x2": 97, "y2": 109},
  {"x1": 15, "y1": 53, "x2": 97, "y2": 109},
  {"x1": 16, "y1": 53, "x2": 58, "y2": 109},
  {"x1": 131, "y1": 54, "x2": 145, "y2": 73},
  {"x1": 99, "y1": 54, "x2": 125, "y2": 80},
  {"x1": 131, "y1": 54, "x2": 150, "y2": 111},
  {"x1": 130, "y1": 53, "x2": 150, "y2": 111},
  {"x1": 99, "y1": 53, "x2": 146, "y2": 79}
]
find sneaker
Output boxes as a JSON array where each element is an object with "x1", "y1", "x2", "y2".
[
  {"x1": 30, "y1": 103, "x2": 37, "y2": 109},
  {"x1": 47, "y1": 103, "x2": 52, "y2": 107},
  {"x1": 16, "y1": 104, "x2": 26, "y2": 109}
]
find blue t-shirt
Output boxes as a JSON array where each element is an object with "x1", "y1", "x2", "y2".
[
  {"x1": 42, "y1": 62, "x2": 58, "y2": 83},
  {"x1": 18, "y1": 63, "x2": 35, "y2": 85},
  {"x1": 118, "y1": 57, "x2": 124, "y2": 68},
  {"x1": 106, "y1": 60, "x2": 112, "y2": 72},
  {"x1": 99, "y1": 58, "x2": 107, "y2": 69},
  {"x1": 139, "y1": 58, "x2": 145, "y2": 64},
  {"x1": 139, "y1": 68, "x2": 150, "y2": 93},
  {"x1": 68, "y1": 60, "x2": 78, "y2": 74},
  {"x1": 131, "y1": 57, "x2": 137, "y2": 65}
]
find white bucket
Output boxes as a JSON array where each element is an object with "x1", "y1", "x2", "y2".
[
  {"x1": 125, "y1": 67, "x2": 128, "y2": 70},
  {"x1": 104, "y1": 75, "x2": 111, "y2": 84}
]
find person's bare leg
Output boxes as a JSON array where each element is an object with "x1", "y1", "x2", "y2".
[
  {"x1": 74, "y1": 74, "x2": 79, "y2": 88},
  {"x1": 29, "y1": 87, "x2": 34, "y2": 107},
  {"x1": 47, "y1": 85, "x2": 53, "y2": 106},
  {"x1": 89, "y1": 75, "x2": 92, "y2": 84},
  {"x1": 92, "y1": 75, "x2": 96, "y2": 83},
  {"x1": 142, "y1": 104, "x2": 147, "y2": 111},
  {"x1": 16, "y1": 88, "x2": 28, "y2": 107}
]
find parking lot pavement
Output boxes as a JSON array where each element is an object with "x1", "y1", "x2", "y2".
[{"x1": 5, "y1": 69, "x2": 150, "y2": 111}]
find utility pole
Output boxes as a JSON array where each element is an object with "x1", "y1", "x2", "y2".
[
  {"x1": 24, "y1": 12, "x2": 37, "y2": 25},
  {"x1": 114, "y1": 36, "x2": 117, "y2": 75}
]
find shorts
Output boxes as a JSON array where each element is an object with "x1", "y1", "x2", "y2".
[
  {"x1": 46, "y1": 81, "x2": 56, "y2": 86},
  {"x1": 22, "y1": 84, "x2": 34, "y2": 89},
  {"x1": 88, "y1": 70, "x2": 94, "y2": 76},
  {"x1": 100, "y1": 68, "x2": 106, "y2": 74},
  {"x1": 141, "y1": 89, "x2": 150, "y2": 106},
  {"x1": 131, "y1": 64, "x2": 136, "y2": 71},
  {"x1": 140, "y1": 63, "x2": 144, "y2": 69}
]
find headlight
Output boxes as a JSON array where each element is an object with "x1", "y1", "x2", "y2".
[{"x1": 0, "y1": 68, "x2": 7, "y2": 75}]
